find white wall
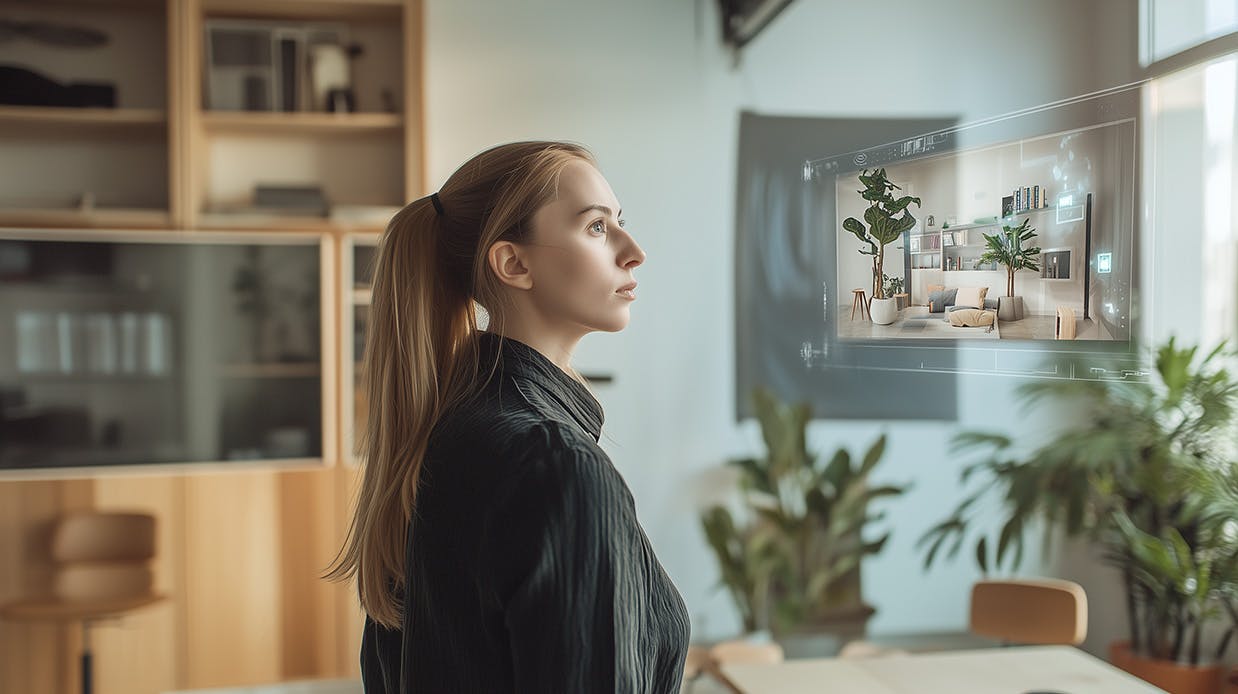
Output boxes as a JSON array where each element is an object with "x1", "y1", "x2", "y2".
[{"x1": 424, "y1": 0, "x2": 1148, "y2": 646}]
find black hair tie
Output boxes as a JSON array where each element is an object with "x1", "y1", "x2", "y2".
[{"x1": 429, "y1": 192, "x2": 444, "y2": 216}]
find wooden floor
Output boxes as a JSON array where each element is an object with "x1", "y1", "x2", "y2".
[{"x1": 838, "y1": 305, "x2": 1105, "y2": 341}]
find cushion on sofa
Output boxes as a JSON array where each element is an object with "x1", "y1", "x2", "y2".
[
  {"x1": 948, "y1": 308, "x2": 996, "y2": 327},
  {"x1": 927, "y1": 288, "x2": 958, "y2": 313},
  {"x1": 954, "y1": 286, "x2": 988, "y2": 308}
]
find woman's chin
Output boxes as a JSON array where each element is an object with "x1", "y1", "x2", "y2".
[{"x1": 595, "y1": 311, "x2": 631, "y2": 333}]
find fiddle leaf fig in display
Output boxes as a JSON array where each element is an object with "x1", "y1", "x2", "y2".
[{"x1": 843, "y1": 168, "x2": 921, "y2": 300}]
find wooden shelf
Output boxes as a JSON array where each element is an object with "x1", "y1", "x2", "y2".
[
  {"x1": 0, "y1": 207, "x2": 170, "y2": 229},
  {"x1": 1005, "y1": 205, "x2": 1055, "y2": 218},
  {"x1": 197, "y1": 212, "x2": 385, "y2": 233},
  {"x1": 1, "y1": 594, "x2": 168, "y2": 622},
  {"x1": 13, "y1": 0, "x2": 165, "y2": 11},
  {"x1": 0, "y1": 106, "x2": 166, "y2": 132},
  {"x1": 202, "y1": 111, "x2": 403, "y2": 135},
  {"x1": 201, "y1": 0, "x2": 403, "y2": 21}
]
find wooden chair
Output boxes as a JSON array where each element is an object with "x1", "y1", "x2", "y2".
[
  {"x1": 0, "y1": 512, "x2": 166, "y2": 694},
  {"x1": 700, "y1": 640, "x2": 785, "y2": 693},
  {"x1": 850, "y1": 288, "x2": 869, "y2": 321},
  {"x1": 969, "y1": 578, "x2": 1088, "y2": 646},
  {"x1": 681, "y1": 645, "x2": 710, "y2": 692}
]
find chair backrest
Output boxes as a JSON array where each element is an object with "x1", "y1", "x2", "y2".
[
  {"x1": 969, "y1": 578, "x2": 1088, "y2": 646},
  {"x1": 683, "y1": 646, "x2": 711, "y2": 679},
  {"x1": 51, "y1": 511, "x2": 158, "y2": 602},
  {"x1": 708, "y1": 639, "x2": 785, "y2": 666}
]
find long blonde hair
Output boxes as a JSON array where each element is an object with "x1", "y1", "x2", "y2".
[{"x1": 324, "y1": 141, "x2": 597, "y2": 628}]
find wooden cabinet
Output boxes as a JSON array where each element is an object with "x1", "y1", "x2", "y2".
[
  {"x1": 0, "y1": 1, "x2": 420, "y2": 691},
  {"x1": 339, "y1": 232, "x2": 377, "y2": 466},
  {"x1": 0, "y1": 0, "x2": 423, "y2": 231}
]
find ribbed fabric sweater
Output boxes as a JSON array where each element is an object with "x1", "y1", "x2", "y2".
[{"x1": 360, "y1": 330, "x2": 691, "y2": 693}]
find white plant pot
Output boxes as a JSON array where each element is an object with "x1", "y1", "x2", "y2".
[{"x1": 869, "y1": 297, "x2": 898, "y2": 325}]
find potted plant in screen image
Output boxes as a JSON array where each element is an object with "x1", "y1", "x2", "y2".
[
  {"x1": 977, "y1": 217, "x2": 1041, "y2": 321},
  {"x1": 842, "y1": 168, "x2": 920, "y2": 326},
  {"x1": 920, "y1": 338, "x2": 1238, "y2": 694},
  {"x1": 701, "y1": 387, "x2": 908, "y2": 656}
]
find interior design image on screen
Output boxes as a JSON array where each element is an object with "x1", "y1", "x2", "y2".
[{"x1": 815, "y1": 85, "x2": 1137, "y2": 346}]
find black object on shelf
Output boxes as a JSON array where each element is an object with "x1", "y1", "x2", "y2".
[
  {"x1": 326, "y1": 87, "x2": 354, "y2": 113},
  {"x1": 0, "y1": 19, "x2": 108, "y2": 47},
  {"x1": 0, "y1": 65, "x2": 116, "y2": 108},
  {"x1": 253, "y1": 185, "x2": 328, "y2": 217},
  {"x1": 278, "y1": 37, "x2": 298, "y2": 111}
]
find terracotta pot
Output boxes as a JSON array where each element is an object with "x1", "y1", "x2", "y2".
[{"x1": 1109, "y1": 640, "x2": 1223, "y2": 694}]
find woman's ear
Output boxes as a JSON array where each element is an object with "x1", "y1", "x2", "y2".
[{"x1": 487, "y1": 240, "x2": 534, "y2": 291}]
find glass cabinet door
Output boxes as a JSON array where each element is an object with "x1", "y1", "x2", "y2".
[
  {"x1": 341, "y1": 233, "x2": 377, "y2": 466},
  {"x1": 0, "y1": 230, "x2": 332, "y2": 474}
]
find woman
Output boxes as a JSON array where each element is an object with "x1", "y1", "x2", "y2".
[{"x1": 326, "y1": 141, "x2": 691, "y2": 692}]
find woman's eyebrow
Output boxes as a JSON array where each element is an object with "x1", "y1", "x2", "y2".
[{"x1": 576, "y1": 204, "x2": 622, "y2": 218}]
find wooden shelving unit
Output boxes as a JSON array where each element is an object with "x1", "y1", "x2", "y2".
[
  {"x1": 340, "y1": 233, "x2": 379, "y2": 466},
  {"x1": 197, "y1": 212, "x2": 386, "y2": 233},
  {"x1": 0, "y1": 105, "x2": 166, "y2": 130},
  {"x1": 0, "y1": 0, "x2": 423, "y2": 229},
  {"x1": 0, "y1": 2, "x2": 420, "y2": 690},
  {"x1": 201, "y1": 110, "x2": 403, "y2": 135},
  {"x1": 0, "y1": 207, "x2": 172, "y2": 229},
  {"x1": 200, "y1": 0, "x2": 404, "y2": 22}
]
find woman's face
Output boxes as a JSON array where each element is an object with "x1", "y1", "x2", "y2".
[{"x1": 518, "y1": 159, "x2": 647, "y2": 334}]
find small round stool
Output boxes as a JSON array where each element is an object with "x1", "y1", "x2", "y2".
[{"x1": 850, "y1": 289, "x2": 869, "y2": 321}]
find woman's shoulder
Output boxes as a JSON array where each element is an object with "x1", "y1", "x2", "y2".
[{"x1": 502, "y1": 421, "x2": 633, "y2": 509}]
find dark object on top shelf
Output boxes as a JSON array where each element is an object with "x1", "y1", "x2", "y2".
[
  {"x1": 0, "y1": 19, "x2": 108, "y2": 48},
  {"x1": 253, "y1": 185, "x2": 329, "y2": 217},
  {"x1": 0, "y1": 239, "x2": 113, "y2": 280},
  {"x1": 0, "y1": 65, "x2": 116, "y2": 108},
  {"x1": 325, "y1": 88, "x2": 354, "y2": 113},
  {"x1": 718, "y1": 0, "x2": 796, "y2": 50}
]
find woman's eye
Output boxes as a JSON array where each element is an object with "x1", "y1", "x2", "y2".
[{"x1": 589, "y1": 220, "x2": 607, "y2": 234}]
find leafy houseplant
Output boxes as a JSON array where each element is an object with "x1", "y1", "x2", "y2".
[
  {"x1": 843, "y1": 168, "x2": 920, "y2": 325},
  {"x1": 882, "y1": 273, "x2": 904, "y2": 300},
  {"x1": 976, "y1": 218, "x2": 1041, "y2": 321},
  {"x1": 701, "y1": 387, "x2": 908, "y2": 639},
  {"x1": 920, "y1": 339, "x2": 1238, "y2": 689}
]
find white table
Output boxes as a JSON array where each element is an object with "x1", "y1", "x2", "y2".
[
  {"x1": 164, "y1": 680, "x2": 361, "y2": 694},
  {"x1": 720, "y1": 645, "x2": 1166, "y2": 693}
]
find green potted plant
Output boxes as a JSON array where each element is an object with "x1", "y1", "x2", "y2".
[
  {"x1": 882, "y1": 273, "x2": 905, "y2": 308},
  {"x1": 920, "y1": 338, "x2": 1238, "y2": 694},
  {"x1": 976, "y1": 218, "x2": 1041, "y2": 321},
  {"x1": 701, "y1": 386, "x2": 908, "y2": 653},
  {"x1": 843, "y1": 168, "x2": 920, "y2": 326}
]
